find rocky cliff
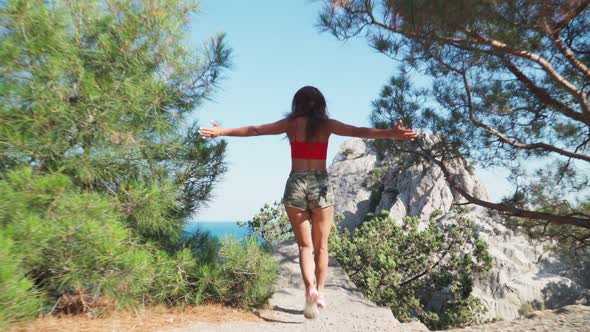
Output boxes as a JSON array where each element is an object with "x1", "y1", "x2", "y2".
[{"x1": 327, "y1": 137, "x2": 587, "y2": 321}]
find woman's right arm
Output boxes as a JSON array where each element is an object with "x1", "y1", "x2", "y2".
[{"x1": 327, "y1": 119, "x2": 418, "y2": 141}]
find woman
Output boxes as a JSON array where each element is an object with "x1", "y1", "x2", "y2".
[{"x1": 199, "y1": 86, "x2": 418, "y2": 319}]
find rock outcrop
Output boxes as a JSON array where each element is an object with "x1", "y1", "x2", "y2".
[{"x1": 328, "y1": 137, "x2": 587, "y2": 321}]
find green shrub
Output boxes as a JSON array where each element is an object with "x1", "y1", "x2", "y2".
[
  {"x1": 329, "y1": 208, "x2": 493, "y2": 330},
  {"x1": 178, "y1": 229, "x2": 222, "y2": 264},
  {"x1": 145, "y1": 232, "x2": 278, "y2": 309},
  {"x1": 1, "y1": 168, "x2": 156, "y2": 313},
  {"x1": 518, "y1": 302, "x2": 535, "y2": 316},
  {"x1": 0, "y1": 166, "x2": 280, "y2": 325},
  {"x1": 0, "y1": 233, "x2": 45, "y2": 329},
  {"x1": 197, "y1": 236, "x2": 279, "y2": 308},
  {"x1": 147, "y1": 247, "x2": 199, "y2": 306},
  {"x1": 176, "y1": 226, "x2": 280, "y2": 308},
  {"x1": 342, "y1": 147, "x2": 355, "y2": 158},
  {"x1": 114, "y1": 179, "x2": 184, "y2": 249},
  {"x1": 194, "y1": 263, "x2": 224, "y2": 305},
  {"x1": 238, "y1": 201, "x2": 293, "y2": 248},
  {"x1": 365, "y1": 167, "x2": 387, "y2": 221}
]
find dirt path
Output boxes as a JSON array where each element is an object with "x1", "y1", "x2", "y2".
[{"x1": 164, "y1": 240, "x2": 426, "y2": 332}]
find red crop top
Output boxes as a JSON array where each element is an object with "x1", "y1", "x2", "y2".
[{"x1": 290, "y1": 120, "x2": 328, "y2": 160}]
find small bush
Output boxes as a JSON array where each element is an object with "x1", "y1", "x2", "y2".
[
  {"x1": 330, "y1": 208, "x2": 493, "y2": 330},
  {"x1": 0, "y1": 233, "x2": 45, "y2": 329},
  {"x1": 342, "y1": 147, "x2": 355, "y2": 158},
  {"x1": 238, "y1": 201, "x2": 292, "y2": 248},
  {"x1": 194, "y1": 263, "x2": 224, "y2": 305},
  {"x1": 147, "y1": 246, "x2": 200, "y2": 307},
  {"x1": 1, "y1": 168, "x2": 157, "y2": 314},
  {"x1": 518, "y1": 302, "x2": 535, "y2": 316},
  {"x1": 178, "y1": 229, "x2": 222, "y2": 264},
  {"x1": 1, "y1": 167, "x2": 280, "y2": 327},
  {"x1": 114, "y1": 179, "x2": 184, "y2": 248},
  {"x1": 200, "y1": 236, "x2": 279, "y2": 308},
  {"x1": 0, "y1": 168, "x2": 200, "y2": 314}
]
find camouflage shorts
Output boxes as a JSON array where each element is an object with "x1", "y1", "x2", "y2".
[{"x1": 281, "y1": 171, "x2": 335, "y2": 211}]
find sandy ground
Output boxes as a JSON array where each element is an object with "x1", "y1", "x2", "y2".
[
  {"x1": 6, "y1": 303, "x2": 262, "y2": 332},
  {"x1": 435, "y1": 304, "x2": 590, "y2": 332}
]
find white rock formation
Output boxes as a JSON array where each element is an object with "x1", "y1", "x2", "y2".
[
  {"x1": 328, "y1": 138, "x2": 377, "y2": 229},
  {"x1": 328, "y1": 137, "x2": 585, "y2": 321}
]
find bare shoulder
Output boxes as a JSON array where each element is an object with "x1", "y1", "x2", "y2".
[{"x1": 326, "y1": 119, "x2": 344, "y2": 131}]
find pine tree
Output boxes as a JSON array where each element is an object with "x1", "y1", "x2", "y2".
[
  {"x1": 0, "y1": 0, "x2": 231, "y2": 246},
  {"x1": 318, "y1": 0, "x2": 590, "y2": 239}
]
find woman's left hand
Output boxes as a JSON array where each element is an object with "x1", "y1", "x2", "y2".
[
  {"x1": 391, "y1": 120, "x2": 419, "y2": 141},
  {"x1": 199, "y1": 120, "x2": 224, "y2": 139}
]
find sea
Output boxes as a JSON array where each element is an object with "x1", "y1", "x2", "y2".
[{"x1": 183, "y1": 221, "x2": 255, "y2": 241}]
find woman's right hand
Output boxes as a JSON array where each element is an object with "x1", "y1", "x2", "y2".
[
  {"x1": 199, "y1": 120, "x2": 224, "y2": 139},
  {"x1": 391, "y1": 120, "x2": 419, "y2": 141}
]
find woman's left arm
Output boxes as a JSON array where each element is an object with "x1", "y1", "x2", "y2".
[{"x1": 199, "y1": 119, "x2": 289, "y2": 138}]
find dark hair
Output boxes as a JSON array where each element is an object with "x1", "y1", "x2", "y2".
[{"x1": 286, "y1": 86, "x2": 329, "y2": 141}]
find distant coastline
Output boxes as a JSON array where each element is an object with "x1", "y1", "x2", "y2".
[{"x1": 184, "y1": 221, "x2": 255, "y2": 240}]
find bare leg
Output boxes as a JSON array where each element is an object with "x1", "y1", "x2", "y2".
[
  {"x1": 311, "y1": 205, "x2": 334, "y2": 293},
  {"x1": 285, "y1": 206, "x2": 315, "y2": 293}
]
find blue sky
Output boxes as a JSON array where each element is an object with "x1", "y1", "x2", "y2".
[{"x1": 186, "y1": 0, "x2": 511, "y2": 221}]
